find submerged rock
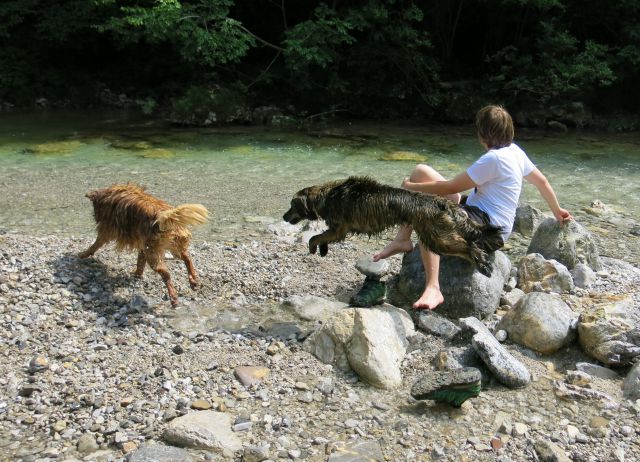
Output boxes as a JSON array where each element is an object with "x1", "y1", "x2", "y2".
[
  {"x1": 23, "y1": 140, "x2": 84, "y2": 155},
  {"x1": 379, "y1": 150, "x2": 427, "y2": 162}
]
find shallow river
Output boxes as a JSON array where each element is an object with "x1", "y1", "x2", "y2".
[{"x1": 1, "y1": 111, "x2": 639, "y2": 240}]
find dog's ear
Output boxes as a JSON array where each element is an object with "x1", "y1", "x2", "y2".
[{"x1": 299, "y1": 187, "x2": 322, "y2": 219}]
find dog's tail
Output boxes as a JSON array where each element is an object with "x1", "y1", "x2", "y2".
[
  {"x1": 156, "y1": 204, "x2": 209, "y2": 231},
  {"x1": 472, "y1": 222, "x2": 505, "y2": 253}
]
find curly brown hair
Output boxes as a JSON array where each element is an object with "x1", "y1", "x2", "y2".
[{"x1": 476, "y1": 105, "x2": 514, "y2": 149}]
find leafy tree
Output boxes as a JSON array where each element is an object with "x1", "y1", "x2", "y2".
[
  {"x1": 95, "y1": 0, "x2": 256, "y2": 67},
  {"x1": 282, "y1": 1, "x2": 440, "y2": 115},
  {"x1": 488, "y1": 20, "x2": 614, "y2": 106}
]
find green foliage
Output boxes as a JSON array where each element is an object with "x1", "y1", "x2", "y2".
[
  {"x1": 96, "y1": 0, "x2": 255, "y2": 66},
  {"x1": 281, "y1": 1, "x2": 440, "y2": 114},
  {"x1": 488, "y1": 17, "x2": 614, "y2": 106},
  {"x1": 0, "y1": 0, "x2": 638, "y2": 122}
]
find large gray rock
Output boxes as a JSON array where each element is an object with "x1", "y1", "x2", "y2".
[
  {"x1": 513, "y1": 204, "x2": 546, "y2": 237},
  {"x1": 460, "y1": 317, "x2": 531, "y2": 388},
  {"x1": 623, "y1": 363, "x2": 640, "y2": 400},
  {"x1": 517, "y1": 253, "x2": 574, "y2": 294},
  {"x1": 578, "y1": 295, "x2": 640, "y2": 366},
  {"x1": 388, "y1": 246, "x2": 510, "y2": 319},
  {"x1": 527, "y1": 218, "x2": 602, "y2": 271},
  {"x1": 163, "y1": 411, "x2": 242, "y2": 453},
  {"x1": 303, "y1": 305, "x2": 415, "y2": 389},
  {"x1": 497, "y1": 292, "x2": 577, "y2": 354}
]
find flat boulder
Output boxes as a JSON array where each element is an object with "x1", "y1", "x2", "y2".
[{"x1": 163, "y1": 411, "x2": 242, "y2": 453}]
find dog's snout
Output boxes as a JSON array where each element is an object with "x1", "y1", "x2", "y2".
[{"x1": 283, "y1": 208, "x2": 300, "y2": 224}]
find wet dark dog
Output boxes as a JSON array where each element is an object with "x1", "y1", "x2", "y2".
[
  {"x1": 80, "y1": 183, "x2": 209, "y2": 306},
  {"x1": 283, "y1": 176, "x2": 503, "y2": 275}
]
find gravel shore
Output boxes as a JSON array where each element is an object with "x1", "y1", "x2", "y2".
[{"x1": 1, "y1": 207, "x2": 639, "y2": 461}]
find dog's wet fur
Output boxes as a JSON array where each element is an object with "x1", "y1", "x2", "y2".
[
  {"x1": 283, "y1": 176, "x2": 504, "y2": 276},
  {"x1": 80, "y1": 183, "x2": 208, "y2": 306}
]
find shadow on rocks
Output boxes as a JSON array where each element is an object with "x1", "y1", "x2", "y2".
[{"x1": 52, "y1": 253, "x2": 157, "y2": 321}]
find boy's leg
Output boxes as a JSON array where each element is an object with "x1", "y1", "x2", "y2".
[
  {"x1": 414, "y1": 245, "x2": 444, "y2": 310},
  {"x1": 373, "y1": 164, "x2": 460, "y2": 310},
  {"x1": 373, "y1": 164, "x2": 460, "y2": 262}
]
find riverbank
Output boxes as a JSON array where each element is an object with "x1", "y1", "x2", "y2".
[{"x1": 1, "y1": 208, "x2": 639, "y2": 461}]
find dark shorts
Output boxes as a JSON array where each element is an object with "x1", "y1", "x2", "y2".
[{"x1": 460, "y1": 195, "x2": 492, "y2": 226}]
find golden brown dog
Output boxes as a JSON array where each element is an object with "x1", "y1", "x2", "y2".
[
  {"x1": 283, "y1": 176, "x2": 504, "y2": 276},
  {"x1": 80, "y1": 183, "x2": 208, "y2": 306}
]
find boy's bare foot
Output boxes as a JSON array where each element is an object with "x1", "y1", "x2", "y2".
[
  {"x1": 413, "y1": 286, "x2": 444, "y2": 310},
  {"x1": 373, "y1": 239, "x2": 413, "y2": 261}
]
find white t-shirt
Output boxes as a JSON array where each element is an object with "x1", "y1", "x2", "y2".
[{"x1": 465, "y1": 143, "x2": 535, "y2": 241}]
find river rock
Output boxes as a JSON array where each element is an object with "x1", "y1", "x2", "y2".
[
  {"x1": 571, "y1": 263, "x2": 596, "y2": 289},
  {"x1": 126, "y1": 443, "x2": 192, "y2": 462},
  {"x1": 534, "y1": 439, "x2": 571, "y2": 462},
  {"x1": 163, "y1": 411, "x2": 242, "y2": 452},
  {"x1": 500, "y1": 288, "x2": 525, "y2": 308},
  {"x1": 513, "y1": 204, "x2": 546, "y2": 237},
  {"x1": 282, "y1": 294, "x2": 347, "y2": 321},
  {"x1": 415, "y1": 311, "x2": 461, "y2": 339},
  {"x1": 234, "y1": 366, "x2": 270, "y2": 387},
  {"x1": 577, "y1": 295, "x2": 640, "y2": 366},
  {"x1": 497, "y1": 292, "x2": 577, "y2": 354},
  {"x1": 460, "y1": 317, "x2": 531, "y2": 388},
  {"x1": 527, "y1": 218, "x2": 602, "y2": 271},
  {"x1": 575, "y1": 362, "x2": 619, "y2": 380},
  {"x1": 355, "y1": 256, "x2": 389, "y2": 279},
  {"x1": 303, "y1": 305, "x2": 414, "y2": 389},
  {"x1": 517, "y1": 253, "x2": 574, "y2": 294},
  {"x1": 389, "y1": 246, "x2": 510, "y2": 319},
  {"x1": 77, "y1": 433, "x2": 99, "y2": 455},
  {"x1": 328, "y1": 440, "x2": 384, "y2": 462},
  {"x1": 622, "y1": 362, "x2": 640, "y2": 400}
]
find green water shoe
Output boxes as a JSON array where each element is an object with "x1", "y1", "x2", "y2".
[
  {"x1": 411, "y1": 367, "x2": 482, "y2": 407},
  {"x1": 350, "y1": 277, "x2": 385, "y2": 307}
]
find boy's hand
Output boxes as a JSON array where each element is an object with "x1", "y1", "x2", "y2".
[
  {"x1": 554, "y1": 208, "x2": 573, "y2": 225},
  {"x1": 401, "y1": 178, "x2": 414, "y2": 190}
]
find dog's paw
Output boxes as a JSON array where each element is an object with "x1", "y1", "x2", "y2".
[
  {"x1": 189, "y1": 278, "x2": 199, "y2": 290},
  {"x1": 319, "y1": 243, "x2": 329, "y2": 256},
  {"x1": 78, "y1": 251, "x2": 90, "y2": 259}
]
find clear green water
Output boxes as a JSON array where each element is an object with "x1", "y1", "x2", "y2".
[{"x1": 1, "y1": 111, "x2": 639, "y2": 239}]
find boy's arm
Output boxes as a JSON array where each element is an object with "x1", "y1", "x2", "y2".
[
  {"x1": 524, "y1": 168, "x2": 572, "y2": 224},
  {"x1": 402, "y1": 172, "x2": 476, "y2": 196}
]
